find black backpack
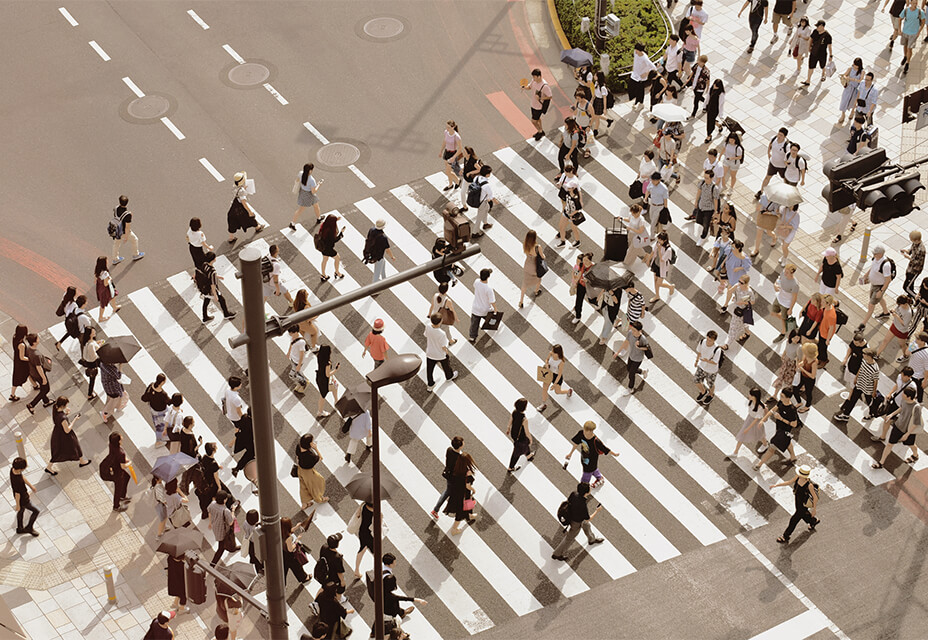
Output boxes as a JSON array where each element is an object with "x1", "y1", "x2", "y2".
[
  {"x1": 313, "y1": 554, "x2": 330, "y2": 584},
  {"x1": 466, "y1": 179, "x2": 485, "y2": 208},
  {"x1": 194, "y1": 266, "x2": 212, "y2": 296},
  {"x1": 363, "y1": 230, "x2": 379, "y2": 264},
  {"x1": 556, "y1": 499, "x2": 570, "y2": 528},
  {"x1": 64, "y1": 309, "x2": 84, "y2": 338},
  {"x1": 884, "y1": 258, "x2": 896, "y2": 281},
  {"x1": 99, "y1": 456, "x2": 116, "y2": 482},
  {"x1": 260, "y1": 256, "x2": 273, "y2": 283},
  {"x1": 107, "y1": 209, "x2": 127, "y2": 239}
]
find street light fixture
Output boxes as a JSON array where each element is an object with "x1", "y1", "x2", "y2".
[{"x1": 366, "y1": 354, "x2": 422, "y2": 640}]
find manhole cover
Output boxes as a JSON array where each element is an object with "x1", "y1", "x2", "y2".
[
  {"x1": 228, "y1": 63, "x2": 270, "y2": 87},
  {"x1": 317, "y1": 142, "x2": 361, "y2": 167},
  {"x1": 127, "y1": 95, "x2": 170, "y2": 119},
  {"x1": 363, "y1": 17, "x2": 404, "y2": 38}
]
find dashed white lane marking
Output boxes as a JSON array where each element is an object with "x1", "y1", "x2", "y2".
[
  {"x1": 348, "y1": 165, "x2": 375, "y2": 188},
  {"x1": 88, "y1": 40, "x2": 110, "y2": 61},
  {"x1": 198, "y1": 158, "x2": 225, "y2": 182},
  {"x1": 187, "y1": 9, "x2": 210, "y2": 29},
  {"x1": 263, "y1": 83, "x2": 288, "y2": 105},
  {"x1": 160, "y1": 117, "x2": 185, "y2": 140},
  {"x1": 302, "y1": 121, "x2": 329, "y2": 144},
  {"x1": 121, "y1": 77, "x2": 145, "y2": 98},
  {"x1": 58, "y1": 7, "x2": 78, "y2": 26},
  {"x1": 222, "y1": 44, "x2": 245, "y2": 64}
]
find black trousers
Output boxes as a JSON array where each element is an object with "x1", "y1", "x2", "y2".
[
  {"x1": 248, "y1": 539, "x2": 264, "y2": 573},
  {"x1": 795, "y1": 373, "x2": 815, "y2": 407},
  {"x1": 113, "y1": 470, "x2": 130, "y2": 509},
  {"x1": 628, "y1": 78, "x2": 645, "y2": 105},
  {"x1": 749, "y1": 15, "x2": 762, "y2": 46},
  {"x1": 696, "y1": 209, "x2": 714, "y2": 239},
  {"x1": 691, "y1": 90, "x2": 705, "y2": 117},
  {"x1": 202, "y1": 293, "x2": 231, "y2": 321},
  {"x1": 817, "y1": 334, "x2": 829, "y2": 363},
  {"x1": 782, "y1": 507, "x2": 816, "y2": 540},
  {"x1": 706, "y1": 107, "x2": 719, "y2": 137},
  {"x1": 26, "y1": 380, "x2": 50, "y2": 410},
  {"x1": 508, "y1": 440, "x2": 531, "y2": 469},
  {"x1": 840, "y1": 387, "x2": 875, "y2": 415},
  {"x1": 557, "y1": 144, "x2": 579, "y2": 173},
  {"x1": 627, "y1": 358, "x2": 643, "y2": 388},
  {"x1": 903, "y1": 271, "x2": 920, "y2": 297},
  {"x1": 86, "y1": 367, "x2": 98, "y2": 397},
  {"x1": 283, "y1": 550, "x2": 307, "y2": 584},
  {"x1": 426, "y1": 356, "x2": 454, "y2": 386},
  {"x1": 16, "y1": 498, "x2": 39, "y2": 531},
  {"x1": 574, "y1": 283, "x2": 587, "y2": 319}
]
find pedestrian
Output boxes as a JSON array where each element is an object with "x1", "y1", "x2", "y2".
[
  {"x1": 846, "y1": 114, "x2": 872, "y2": 155},
  {"x1": 425, "y1": 314, "x2": 459, "y2": 392},
  {"x1": 186, "y1": 217, "x2": 213, "y2": 269},
  {"x1": 662, "y1": 34, "x2": 684, "y2": 88},
  {"x1": 859, "y1": 245, "x2": 895, "y2": 327},
  {"x1": 645, "y1": 172, "x2": 670, "y2": 235},
  {"x1": 80, "y1": 326, "x2": 102, "y2": 401},
  {"x1": 721, "y1": 133, "x2": 744, "y2": 193},
  {"x1": 772, "y1": 465, "x2": 819, "y2": 543},
  {"x1": 226, "y1": 172, "x2": 265, "y2": 246},
  {"x1": 142, "y1": 374, "x2": 171, "y2": 443},
  {"x1": 719, "y1": 240, "x2": 752, "y2": 299},
  {"x1": 623, "y1": 280, "x2": 647, "y2": 328},
  {"x1": 350, "y1": 501, "x2": 375, "y2": 579},
  {"x1": 198, "y1": 252, "x2": 236, "y2": 323},
  {"x1": 723, "y1": 275, "x2": 756, "y2": 349},
  {"x1": 315, "y1": 584, "x2": 352, "y2": 637},
  {"x1": 54, "y1": 293, "x2": 89, "y2": 353},
  {"x1": 794, "y1": 342, "x2": 820, "y2": 412},
  {"x1": 501, "y1": 398, "x2": 536, "y2": 473},
  {"x1": 519, "y1": 230, "x2": 546, "y2": 308},
  {"x1": 222, "y1": 375, "x2": 247, "y2": 435},
  {"x1": 94, "y1": 255, "x2": 120, "y2": 321},
  {"x1": 769, "y1": 0, "x2": 795, "y2": 42},
  {"x1": 636, "y1": 150, "x2": 658, "y2": 196},
  {"x1": 914, "y1": 281, "x2": 928, "y2": 340},
  {"x1": 840, "y1": 331, "x2": 868, "y2": 397},
  {"x1": 817, "y1": 295, "x2": 838, "y2": 366},
  {"x1": 291, "y1": 289, "x2": 321, "y2": 352},
  {"x1": 771, "y1": 264, "x2": 800, "y2": 337},
  {"x1": 344, "y1": 409, "x2": 372, "y2": 465},
  {"x1": 195, "y1": 442, "x2": 222, "y2": 519},
  {"x1": 629, "y1": 43, "x2": 657, "y2": 108},
  {"x1": 789, "y1": 17, "x2": 812, "y2": 72},
  {"x1": 469, "y1": 268, "x2": 498, "y2": 343},
  {"x1": 884, "y1": 0, "x2": 907, "y2": 47},
  {"x1": 212, "y1": 624, "x2": 230, "y2": 640},
  {"x1": 775, "y1": 204, "x2": 800, "y2": 265},
  {"x1": 430, "y1": 436, "x2": 464, "y2": 519},
  {"x1": 142, "y1": 611, "x2": 176, "y2": 640},
  {"x1": 104, "y1": 432, "x2": 132, "y2": 512},
  {"x1": 317, "y1": 532, "x2": 348, "y2": 594},
  {"x1": 225, "y1": 598, "x2": 243, "y2": 640},
  {"x1": 571, "y1": 88, "x2": 594, "y2": 157},
  {"x1": 758, "y1": 127, "x2": 790, "y2": 194},
  {"x1": 755, "y1": 387, "x2": 800, "y2": 469},
  {"x1": 591, "y1": 71, "x2": 613, "y2": 136},
  {"x1": 167, "y1": 552, "x2": 187, "y2": 612},
  {"x1": 783, "y1": 143, "x2": 807, "y2": 188},
  {"x1": 571, "y1": 253, "x2": 595, "y2": 325},
  {"x1": 152, "y1": 477, "x2": 173, "y2": 538},
  {"x1": 428, "y1": 282, "x2": 457, "y2": 344},
  {"x1": 229, "y1": 415, "x2": 255, "y2": 489},
  {"x1": 556, "y1": 165, "x2": 583, "y2": 248},
  {"x1": 363, "y1": 318, "x2": 390, "y2": 367},
  {"x1": 538, "y1": 344, "x2": 573, "y2": 411},
  {"x1": 177, "y1": 416, "x2": 201, "y2": 460},
  {"x1": 773, "y1": 330, "x2": 802, "y2": 392},
  {"x1": 110, "y1": 195, "x2": 144, "y2": 264},
  {"x1": 469, "y1": 164, "x2": 499, "y2": 235},
  {"x1": 834, "y1": 348, "x2": 880, "y2": 421},
  {"x1": 797, "y1": 293, "x2": 824, "y2": 344},
  {"x1": 262, "y1": 244, "x2": 293, "y2": 306},
  {"x1": 315, "y1": 346, "x2": 339, "y2": 420},
  {"x1": 99, "y1": 360, "x2": 127, "y2": 424},
  {"x1": 280, "y1": 517, "x2": 310, "y2": 585},
  {"x1": 566, "y1": 421, "x2": 619, "y2": 487},
  {"x1": 713, "y1": 200, "x2": 738, "y2": 238},
  {"x1": 647, "y1": 70, "x2": 668, "y2": 115},
  {"x1": 597, "y1": 286, "x2": 622, "y2": 345},
  {"x1": 52, "y1": 286, "x2": 76, "y2": 348},
  {"x1": 692, "y1": 169, "x2": 720, "y2": 240},
  {"x1": 803, "y1": 21, "x2": 833, "y2": 85},
  {"x1": 9, "y1": 324, "x2": 31, "y2": 402},
  {"x1": 649, "y1": 232, "x2": 676, "y2": 302},
  {"x1": 739, "y1": 0, "x2": 769, "y2": 52},
  {"x1": 876, "y1": 295, "x2": 914, "y2": 360},
  {"x1": 687, "y1": 55, "x2": 711, "y2": 118},
  {"x1": 901, "y1": 230, "x2": 925, "y2": 297},
  {"x1": 290, "y1": 163, "x2": 324, "y2": 229},
  {"x1": 694, "y1": 330, "x2": 723, "y2": 406},
  {"x1": 657, "y1": 119, "x2": 678, "y2": 171},
  {"x1": 455, "y1": 147, "x2": 483, "y2": 212},
  {"x1": 24, "y1": 333, "x2": 52, "y2": 415},
  {"x1": 872, "y1": 387, "x2": 922, "y2": 467},
  {"x1": 898, "y1": 0, "x2": 925, "y2": 74},
  {"x1": 446, "y1": 452, "x2": 478, "y2": 536},
  {"x1": 523, "y1": 68, "x2": 553, "y2": 141},
  {"x1": 439, "y1": 121, "x2": 464, "y2": 191},
  {"x1": 750, "y1": 195, "x2": 780, "y2": 258},
  {"x1": 837, "y1": 58, "x2": 865, "y2": 126},
  {"x1": 551, "y1": 482, "x2": 605, "y2": 561},
  {"x1": 364, "y1": 219, "x2": 396, "y2": 284},
  {"x1": 873, "y1": 366, "x2": 917, "y2": 423},
  {"x1": 680, "y1": 26, "x2": 700, "y2": 83},
  {"x1": 242, "y1": 509, "x2": 264, "y2": 574},
  {"x1": 703, "y1": 80, "x2": 725, "y2": 144},
  {"x1": 208, "y1": 491, "x2": 237, "y2": 566},
  {"x1": 814, "y1": 247, "x2": 844, "y2": 295},
  {"x1": 10, "y1": 457, "x2": 39, "y2": 537},
  {"x1": 45, "y1": 396, "x2": 91, "y2": 475},
  {"x1": 555, "y1": 119, "x2": 581, "y2": 183},
  {"x1": 316, "y1": 214, "x2": 345, "y2": 282},
  {"x1": 287, "y1": 325, "x2": 309, "y2": 394},
  {"x1": 686, "y1": 0, "x2": 709, "y2": 37},
  {"x1": 855, "y1": 73, "x2": 879, "y2": 125},
  {"x1": 614, "y1": 320, "x2": 650, "y2": 394},
  {"x1": 909, "y1": 332, "x2": 928, "y2": 403}
]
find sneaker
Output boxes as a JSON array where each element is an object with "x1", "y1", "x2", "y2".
[
  {"x1": 482, "y1": 223, "x2": 494, "y2": 230},
  {"x1": 426, "y1": 384, "x2": 435, "y2": 393},
  {"x1": 870, "y1": 433, "x2": 883, "y2": 442},
  {"x1": 863, "y1": 414, "x2": 873, "y2": 421},
  {"x1": 132, "y1": 252, "x2": 145, "y2": 261},
  {"x1": 773, "y1": 333, "x2": 786, "y2": 343},
  {"x1": 112, "y1": 256, "x2": 125, "y2": 265},
  {"x1": 288, "y1": 222, "x2": 296, "y2": 231},
  {"x1": 202, "y1": 315, "x2": 215, "y2": 323},
  {"x1": 747, "y1": 45, "x2": 754, "y2": 53},
  {"x1": 696, "y1": 391, "x2": 707, "y2": 403},
  {"x1": 833, "y1": 413, "x2": 850, "y2": 422},
  {"x1": 889, "y1": 38, "x2": 894, "y2": 48},
  {"x1": 571, "y1": 239, "x2": 581, "y2": 247},
  {"x1": 770, "y1": 34, "x2": 778, "y2": 43},
  {"x1": 571, "y1": 317, "x2": 581, "y2": 324},
  {"x1": 876, "y1": 312, "x2": 891, "y2": 320},
  {"x1": 640, "y1": 369, "x2": 648, "y2": 380},
  {"x1": 224, "y1": 313, "x2": 237, "y2": 320},
  {"x1": 904, "y1": 62, "x2": 910, "y2": 74},
  {"x1": 533, "y1": 132, "x2": 545, "y2": 141},
  {"x1": 588, "y1": 537, "x2": 605, "y2": 545},
  {"x1": 757, "y1": 443, "x2": 769, "y2": 454},
  {"x1": 896, "y1": 354, "x2": 910, "y2": 363},
  {"x1": 902, "y1": 56, "x2": 908, "y2": 65},
  {"x1": 551, "y1": 554, "x2": 568, "y2": 561},
  {"x1": 556, "y1": 240, "x2": 566, "y2": 247},
  {"x1": 430, "y1": 510, "x2": 439, "y2": 520},
  {"x1": 450, "y1": 371, "x2": 459, "y2": 381},
  {"x1": 701, "y1": 395, "x2": 714, "y2": 406},
  {"x1": 316, "y1": 411, "x2": 331, "y2": 419}
]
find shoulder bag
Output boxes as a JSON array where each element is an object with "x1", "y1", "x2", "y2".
[{"x1": 535, "y1": 246, "x2": 550, "y2": 278}]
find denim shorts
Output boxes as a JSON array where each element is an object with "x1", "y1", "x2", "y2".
[{"x1": 682, "y1": 49, "x2": 696, "y2": 63}]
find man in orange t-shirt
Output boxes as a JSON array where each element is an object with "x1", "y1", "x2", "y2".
[
  {"x1": 362, "y1": 318, "x2": 390, "y2": 368},
  {"x1": 817, "y1": 295, "x2": 837, "y2": 367}
]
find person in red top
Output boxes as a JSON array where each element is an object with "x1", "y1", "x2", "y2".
[{"x1": 362, "y1": 319, "x2": 390, "y2": 368}]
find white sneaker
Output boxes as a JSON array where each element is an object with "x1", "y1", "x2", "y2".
[
  {"x1": 640, "y1": 369, "x2": 648, "y2": 379},
  {"x1": 450, "y1": 371, "x2": 459, "y2": 381},
  {"x1": 316, "y1": 411, "x2": 330, "y2": 419},
  {"x1": 426, "y1": 385, "x2": 434, "y2": 393},
  {"x1": 756, "y1": 443, "x2": 769, "y2": 454},
  {"x1": 571, "y1": 317, "x2": 581, "y2": 324}
]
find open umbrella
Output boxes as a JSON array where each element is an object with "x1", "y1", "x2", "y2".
[
  {"x1": 560, "y1": 48, "x2": 594, "y2": 68},
  {"x1": 152, "y1": 452, "x2": 198, "y2": 482},
  {"x1": 586, "y1": 262, "x2": 634, "y2": 291},
  {"x1": 335, "y1": 384, "x2": 371, "y2": 419},
  {"x1": 97, "y1": 336, "x2": 141, "y2": 364},
  {"x1": 764, "y1": 183, "x2": 804, "y2": 206},
  {"x1": 345, "y1": 472, "x2": 400, "y2": 503},
  {"x1": 215, "y1": 561, "x2": 257, "y2": 593},
  {"x1": 156, "y1": 527, "x2": 205, "y2": 557},
  {"x1": 649, "y1": 103, "x2": 689, "y2": 123}
]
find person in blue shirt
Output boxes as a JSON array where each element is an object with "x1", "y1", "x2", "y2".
[{"x1": 899, "y1": 0, "x2": 925, "y2": 74}]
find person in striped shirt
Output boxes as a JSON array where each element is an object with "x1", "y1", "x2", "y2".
[
  {"x1": 834, "y1": 349, "x2": 880, "y2": 421},
  {"x1": 623, "y1": 281, "x2": 646, "y2": 328}
]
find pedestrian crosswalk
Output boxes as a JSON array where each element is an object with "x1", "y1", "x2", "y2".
[{"x1": 38, "y1": 132, "x2": 927, "y2": 638}]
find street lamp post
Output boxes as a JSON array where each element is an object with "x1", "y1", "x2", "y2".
[{"x1": 366, "y1": 355, "x2": 422, "y2": 640}]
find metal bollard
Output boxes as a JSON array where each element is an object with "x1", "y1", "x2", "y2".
[
  {"x1": 860, "y1": 227, "x2": 871, "y2": 261},
  {"x1": 103, "y1": 566, "x2": 117, "y2": 604},
  {"x1": 14, "y1": 432, "x2": 25, "y2": 460}
]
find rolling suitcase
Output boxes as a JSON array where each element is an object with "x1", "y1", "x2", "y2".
[{"x1": 603, "y1": 217, "x2": 628, "y2": 262}]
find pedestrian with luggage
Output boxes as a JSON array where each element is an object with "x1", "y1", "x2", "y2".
[
  {"x1": 876, "y1": 295, "x2": 913, "y2": 360},
  {"x1": 226, "y1": 172, "x2": 265, "y2": 246},
  {"x1": 773, "y1": 330, "x2": 802, "y2": 392},
  {"x1": 859, "y1": 245, "x2": 895, "y2": 328},
  {"x1": 104, "y1": 432, "x2": 132, "y2": 512},
  {"x1": 598, "y1": 287, "x2": 622, "y2": 345},
  {"x1": 722, "y1": 274, "x2": 756, "y2": 349},
  {"x1": 208, "y1": 491, "x2": 237, "y2": 566},
  {"x1": 537, "y1": 344, "x2": 573, "y2": 412},
  {"x1": 290, "y1": 163, "x2": 323, "y2": 229},
  {"x1": 469, "y1": 268, "x2": 498, "y2": 343},
  {"x1": 446, "y1": 453, "x2": 478, "y2": 536},
  {"x1": 53, "y1": 288, "x2": 85, "y2": 351},
  {"x1": 622, "y1": 204, "x2": 650, "y2": 266},
  {"x1": 262, "y1": 244, "x2": 293, "y2": 306},
  {"x1": 772, "y1": 465, "x2": 819, "y2": 543},
  {"x1": 519, "y1": 230, "x2": 546, "y2": 308},
  {"x1": 555, "y1": 118, "x2": 581, "y2": 180},
  {"x1": 692, "y1": 169, "x2": 720, "y2": 240},
  {"x1": 24, "y1": 333, "x2": 52, "y2": 415},
  {"x1": 551, "y1": 482, "x2": 604, "y2": 561}
]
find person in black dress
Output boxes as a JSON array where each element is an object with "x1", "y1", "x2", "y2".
[
  {"x1": 352, "y1": 502, "x2": 375, "y2": 579},
  {"x1": 230, "y1": 412, "x2": 255, "y2": 480},
  {"x1": 10, "y1": 457, "x2": 39, "y2": 536},
  {"x1": 446, "y1": 453, "x2": 477, "y2": 536},
  {"x1": 280, "y1": 516, "x2": 309, "y2": 585},
  {"x1": 81, "y1": 326, "x2": 103, "y2": 401},
  {"x1": 197, "y1": 442, "x2": 223, "y2": 520},
  {"x1": 177, "y1": 416, "x2": 201, "y2": 459},
  {"x1": 754, "y1": 388, "x2": 800, "y2": 469},
  {"x1": 317, "y1": 214, "x2": 345, "y2": 281},
  {"x1": 506, "y1": 398, "x2": 535, "y2": 472},
  {"x1": 45, "y1": 397, "x2": 91, "y2": 475},
  {"x1": 105, "y1": 432, "x2": 132, "y2": 511},
  {"x1": 9, "y1": 324, "x2": 31, "y2": 402},
  {"x1": 167, "y1": 553, "x2": 188, "y2": 612}
]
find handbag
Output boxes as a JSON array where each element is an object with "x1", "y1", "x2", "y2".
[
  {"x1": 757, "y1": 211, "x2": 779, "y2": 232},
  {"x1": 440, "y1": 306, "x2": 456, "y2": 325},
  {"x1": 535, "y1": 248, "x2": 549, "y2": 278},
  {"x1": 294, "y1": 542, "x2": 309, "y2": 566},
  {"x1": 733, "y1": 306, "x2": 744, "y2": 317},
  {"x1": 571, "y1": 210, "x2": 586, "y2": 225},
  {"x1": 628, "y1": 180, "x2": 643, "y2": 200},
  {"x1": 290, "y1": 463, "x2": 299, "y2": 478},
  {"x1": 658, "y1": 207, "x2": 671, "y2": 225},
  {"x1": 825, "y1": 59, "x2": 837, "y2": 78},
  {"x1": 536, "y1": 366, "x2": 554, "y2": 382},
  {"x1": 169, "y1": 503, "x2": 192, "y2": 528},
  {"x1": 792, "y1": 44, "x2": 799, "y2": 58},
  {"x1": 653, "y1": 130, "x2": 663, "y2": 148},
  {"x1": 347, "y1": 505, "x2": 363, "y2": 535},
  {"x1": 742, "y1": 305, "x2": 755, "y2": 325},
  {"x1": 462, "y1": 498, "x2": 476, "y2": 511},
  {"x1": 632, "y1": 232, "x2": 651, "y2": 249},
  {"x1": 291, "y1": 179, "x2": 300, "y2": 194},
  {"x1": 785, "y1": 315, "x2": 798, "y2": 333}
]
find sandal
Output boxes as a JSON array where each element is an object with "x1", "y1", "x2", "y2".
[
  {"x1": 871, "y1": 462, "x2": 883, "y2": 469},
  {"x1": 776, "y1": 536, "x2": 789, "y2": 543},
  {"x1": 906, "y1": 454, "x2": 919, "y2": 464},
  {"x1": 649, "y1": 297, "x2": 660, "y2": 304},
  {"x1": 8, "y1": 395, "x2": 19, "y2": 402},
  {"x1": 831, "y1": 234, "x2": 842, "y2": 243}
]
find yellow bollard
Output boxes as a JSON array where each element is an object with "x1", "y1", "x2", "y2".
[
  {"x1": 104, "y1": 566, "x2": 117, "y2": 604},
  {"x1": 860, "y1": 227, "x2": 871, "y2": 261},
  {"x1": 14, "y1": 432, "x2": 25, "y2": 460}
]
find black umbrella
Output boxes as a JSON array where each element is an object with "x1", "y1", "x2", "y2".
[
  {"x1": 215, "y1": 561, "x2": 257, "y2": 593},
  {"x1": 97, "y1": 336, "x2": 141, "y2": 364},
  {"x1": 151, "y1": 453, "x2": 198, "y2": 482},
  {"x1": 156, "y1": 527, "x2": 205, "y2": 557},
  {"x1": 335, "y1": 384, "x2": 371, "y2": 419},
  {"x1": 345, "y1": 472, "x2": 400, "y2": 503},
  {"x1": 586, "y1": 262, "x2": 634, "y2": 291},
  {"x1": 560, "y1": 48, "x2": 594, "y2": 68}
]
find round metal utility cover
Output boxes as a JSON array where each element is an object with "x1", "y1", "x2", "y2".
[
  {"x1": 317, "y1": 142, "x2": 361, "y2": 167},
  {"x1": 127, "y1": 95, "x2": 170, "y2": 119},
  {"x1": 363, "y1": 17, "x2": 404, "y2": 38},
  {"x1": 228, "y1": 63, "x2": 270, "y2": 87}
]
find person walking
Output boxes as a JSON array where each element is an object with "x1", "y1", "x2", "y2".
[
  {"x1": 316, "y1": 214, "x2": 345, "y2": 282},
  {"x1": 815, "y1": 247, "x2": 844, "y2": 295},
  {"x1": 110, "y1": 195, "x2": 144, "y2": 264},
  {"x1": 9, "y1": 324, "x2": 31, "y2": 402},
  {"x1": 280, "y1": 517, "x2": 310, "y2": 585},
  {"x1": 555, "y1": 118, "x2": 581, "y2": 180},
  {"x1": 523, "y1": 69, "x2": 553, "y2": 140},
  {"x1": 855, "y1": 72, "x2": 879, "y2": 125},
  {"x1": 775, "y1": 204, "x2": 800, "y2": 265},
  {"x1": 755, "y1": 387, "x2": 800, "y2": 469},
  {"x1": 703, "y1": 80, "x2": 725, "y2": 144},
  {"x1": 551, "y1": 482, "x2": 604, "y2": 561},
  {"x1": 351, "y1": 502, "x2": 375, "y2": 579},
  {"x1": 446, "y1": 453, "x2": 478, "y2": 536},
  {"x1": 565, "y1": 421, "x2": 619, "y2": 487},
  {"x1": 790, "y1": 17, "x2": 813, "y2": 72},
  {"x1": 847, "y1": 115, "x2": 873, "y2": 155},
  {"x1": 783, "y1": 143, "x2": 807, "y2": 188},
  {"x1": 730, "y1": 389, "x2": 771, "y2": 458},
  {"x1": 290, "y1": 163, "x2": 323, "y2": 229},
  {"x1": 694, "y1": 330, "x2": 723, "y2": 406},
  {"x1": 817, "y1": 295, "x2": 838, "y2": 366},
  {"x1": 614, "y1": 320, "x2": 650, "y2": 394},
  {"x1": 52, "y1": 287, "x2": 80, "y2": 351},
  {"x1": 591, "y1": 71, "x2": 613, "y2": 137},
  {"x1": 797, "y1": 293, "x2": 824, "y2": 344},
  {"x1": 556, "y1": 165, "x2": 584, "y2": 248},
  {"x1": 794, "y1": 342, "x2": 820, "y2": 413},
  {"x1": 837, "y1": 58, "x2": 865, "y2": 126},
  {"x1": 287, "y1": 325, "x2": 309, "y2": 395},
  {"x1": 803, "y1": 20, "x2": 833, "y2": 85},
  {"x1": 344, "y1": 409, "x2": 372, "y2": 465},
  {"x1": 439, "y1": 121, "x2": 464, "y2": 191},
  {"x1": 195, "y1": 442, "x2": 223, "y2": 520},
  {"x1": 622, "y1": 204, "x2": 650, "y2": 266},
  {"x1": 597, "y1": 286, "x2": 622, "y2": 346},
  {"x1": 241, "y1": 510, "x2": 263, "y2": 575},
  {"x1": 428, "y1": 282, "x2": 457, "y2": 344},
  {"x1": 470, "y1": 165, "x2": 499, "y2": 236},
  {"x1": 570, "y1": 88, "x2": 594, "y2": 158},
  {"x1": 771, "y1": 264, "x2": 800, "y2": 337},
  {"x1": 876, "y1": 295, "x2": 914, "y2": 360},
  {"x1": 859, "y1": 245, "x2": 895, "y2": 328},
  {"x1": 884, "y1": 0, "x2": 907, "y2": 48},
  {"x1": 24, "y1": 333, "x2": 52, "y2": 415},
  {"x1": 872, "y1": 387, "x2": 922, "y2": 467},
  {"x1": 186, "y1": 217, "x2": 213, "y2": 270},
  {"x1": 99, "y1": 361, "x2": 127, "y2": 424},
  {"x1": 758, "y1": 128, "x2": 790, "y2": 194},
  {"x1": 143, "y1": 611, "x2": 176, "y2": 640},
  {"x1": 834, "y1": 348, "x2": 880, "y2": 421},
  {"x1": 571, "y1": 253, "x2": 595, "y2": 325},
  {"x1": 167, "y1": 552, "x2": 188, "y2": 613},
  {"x1": 229, "y1": 413, "x2": 255, "y2": 486},
  {"x1": 104, "y1": 432, "x2": 132, "y2": 512},
  {"x1": 81, "y1": 326, "x2": 102, "y2": 401},
  {"x1": 430, "y1": 436, "x2": 464, "y2": 519},
  {"x1": 262, "y1": 244, "x2": 293, "y2": 306},
  {"x1": 45, "y1": 396, "x2": 91, "y2": 474},
  {"x1": 719, "y1": 240, "x2": 752, "y2": 299},
  {"x1": 10, "y1": 457, "x2": 39, "y2": 536},
  {"x1": 94, "y1": 256, "x2": 120, "y2": 321},
  {"x1": 362, "y1": 318, "x2": 390, "y2": 368},
  {"x1": 519, "y1": 230, "x2": 546, "y2": 308},
  {"x1": 226, "y1": 172, "x2": 265, "y2": 246},
  {"x1": 772, "y1": 465, "x2": 819, "y2": 543},
  {"x1": 693, "y1": 169, "x2": 720, "y2": 240},
  {"x1": 773, "y1": 330, "x2": 802, "y2": 392},
  {"x1": 315, "y1": 346, "x2": 340, "y2": 420},
  {"x1": 199, "y1": 252, "x2": 236, "y2": 323},
  {"x1": 721, "y1": 133, "x2": 744, "y2": 194},
  {"x1": 505, "y1": 398, "x2": 535, "y2": 472},
  {"x1": 770, "y1": 0, "x2": 795, "y2": 42},
  {"x1": 292, "y1": 289, "x2": 320, "y2": 353},
  {"x1": 649, "y1": 232, "x2": 676, "y2": 303},
  {"x1": 424, "y1": 314, "x2": 459, "y2": 393},
  {"x1": 142, "y1": 374, "x2": 171, "y2": 443},
  {"x1": 739, "y1": 0, "x2": 769, "y2": 52},
  {"x1": 645, "y1": 172, "x2": 670, "y2": 235},
  {"x1": 469, "y1": 268, "x2": 498, "y2": 343},
  {"x1": 901, "y1": 230, "x2": 925, "y2": 297},
  {"x1": 628, "y1": 43, "x2": 657, "y2": 108},
  {"x1": 723, "y1": 274, "x2": 756, "y2": 349},
  {"x1": 364, "y1": 220, "x2": 396, "y2": 284},
  {"x1": 537, "y1": 344, "x2": 573, "y2": 411},
  {"x1": 840, "y1": 331, "x2": 869, "y2": 397},
  {"x1": 208, "y1": 491, "x2": 237, "y2": 566},
  {"x1": 662, "y1": 34, "x2": 684, "y2": 88},
  {"x1": 680, "y1": 26, "x2": 701, "y2": 83},
  {"x1": 457, "y1": 147, "x2": 483, "y2": 211},
  {"x1": 687, "y1": 55, "x2": 711, "y2": 118},
  {"x1": 898, "y1": 0, "x2": 925, "y2": 74}
]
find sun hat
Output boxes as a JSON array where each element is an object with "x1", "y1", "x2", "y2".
[
  {"x1": 375, "y1": 219, "x2": 386, "y2": 229},
  {"x1": 373, "y1": 318, "x2": 384, "y2": 330},
  {"x1": 233, "y1": 171, "x2": 247, "y2": 185},
  {"x1": 823, "y1": 247, "x2": 837, "y2": 257},
  {"x1": 797, "y1": 464, "x2": 812, "y2": 478}
]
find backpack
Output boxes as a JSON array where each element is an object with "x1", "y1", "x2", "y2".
[
  {"x1": 194, "y1": 266, "x2": 212, "y2": 296},
  {"x1": 834, "y1": 306, "x2": 848, "y2": 327},
  {"x1": 466, "y1": 179, "x2": 485, "y2": 208},
  {"x1": 883, "y1": 258, "x2": 896, "y2": 281},
  {"x1": 99, "y1": 456, "x2": 116, "y2": 482},
  {"x1": 313, "y1": 554, "x2": 330, "y2": 584},
  {"x1": 363, "y1": 230, "x2": 381, "y2": 264},
  {"x1": 107, "y1": 209, "x2": 127, "y2": 240},
  {"x1": 556, "y1": 499, "x2": 571, "y2": 528},
  {"x1": 669, "y1": 247, "x2": 677, "y2": 265},
  {"x1": 64, "y1": 309, "x2": 84, "y2": 338},
  {"x1": 605, "y1": 87, "x2": 615, "y2": 109},
  {"x1": 260, "y1": 256, "x2": 273, "y2": 283}
]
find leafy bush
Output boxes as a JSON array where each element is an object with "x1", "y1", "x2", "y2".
[{"x1": 554, "y1": 0, "x2": 669, "y2": 93}]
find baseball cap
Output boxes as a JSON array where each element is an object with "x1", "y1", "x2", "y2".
[
  {"x1": 157, "y1": 610, "x2": 176, "y2": 624},
  {"x1": 373, "y1": 318, "x2": 384, "y2": 330},
  {"x1": 797, "y1": 464, "x2": 812, "y2": 478}
]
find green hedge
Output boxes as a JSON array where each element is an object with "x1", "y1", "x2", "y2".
[{"x1": 554, "y1": 0, "x2": 669, "y2": 94}]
